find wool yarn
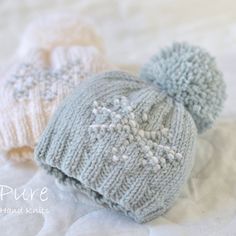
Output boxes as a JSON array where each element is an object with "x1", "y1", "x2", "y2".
[
  {"x1": 35, "y1": 43, "x2": 226, "y2": 223},
  {"x1": 0, "y1": 14, "x2": 113, "y2": 161}
]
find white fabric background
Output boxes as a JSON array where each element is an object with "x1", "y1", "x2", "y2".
[{"x1": 0, "y1": 0, "x2": 236, "y2": 235}]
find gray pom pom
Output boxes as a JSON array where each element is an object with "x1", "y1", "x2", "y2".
[{"x1": 140, "y1": 42, "x2": 226, "y2": 133}]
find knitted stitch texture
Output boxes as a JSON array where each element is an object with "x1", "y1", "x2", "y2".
[
  {"x1": 0, "y1": 14, "x2": 113, "y2": 161},
  {"x1": 35, "y1": 43, "x2": 226, "y2": 223}
]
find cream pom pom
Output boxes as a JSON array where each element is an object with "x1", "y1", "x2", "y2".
[{"x1": 18, "y1": 13, "x2": 105, "y2": 57}]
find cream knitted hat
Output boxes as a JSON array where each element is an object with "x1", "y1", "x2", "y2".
[{"x1": 0, "y1": 14, "x2": 113, "y2": 161}]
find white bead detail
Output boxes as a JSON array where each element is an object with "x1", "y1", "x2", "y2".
[
  {"x1": 164, "y1": 146, "x2": 170, "y2": 151},
  {"x1": 156, "y1": 164, "x2": 161, "y2": 170},
  {"x1": 139, "y1": 129, "x2": 145, "y2": 137},
  {"x1": 153, "y1": 143, "x2": 158, "y2": 148},
  {"x1": 93, "y1": 101, "x2": 99, "y2": 107},
  {"x1": 147, "y1": 151, "x2": 153, "y2": 157},
  {"x1": 153, "y1": 164, "x2": 161, "y2": 172},
  {"x1": 176, "y1": 153, "x2": 183, "y2": 159},
  {"x1": 152, "y1": 156, "x2": 159, "y2": 163},
  {"x1": 168, "y1": 154, "x2": 175, "y2": 161},
  {"x1": 90, "y1": 96, "x2": 183, "y2": 169},
  {"x1": 143, "y1": 146, "x2": 150, "y2": 152},
  {"x1": 112, "y1": 155, "x2": 119, "y2": 162},
  {"x1": 142, "y1": 113, "x2": 148, "y2": 121},
  {"x1": 109, "y1": 124, "x2": 115, "y2": 131},
  {"x1": 160, "y1": 157, "x2": 166, "y2": 164},
  {"x1": 169, "y1": 150, "x2": 175, "y2": 155},
  {"x1": 114, "y1": 99, "x2": 120, "y2": 106},
  {"x1": 161, "y1": 128, "x2": 169, "y2": 136}
]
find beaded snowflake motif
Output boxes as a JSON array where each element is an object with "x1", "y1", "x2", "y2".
[
  {"x1": 89, "y1": 96, "x2": 183, "y2": 173},
  {"x1": 7, "y1": 60, "x2": 89, "y2": 101}
]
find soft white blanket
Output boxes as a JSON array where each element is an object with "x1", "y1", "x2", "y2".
[{"x1": 0, "y1": 0, "x2": 235, "y2": 235}]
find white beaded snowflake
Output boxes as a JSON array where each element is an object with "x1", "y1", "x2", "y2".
[{"x1": 89, "y1": 96, "x2": 183, "y2": 173}]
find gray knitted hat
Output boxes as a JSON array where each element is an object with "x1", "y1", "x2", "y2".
[{"x1": 35, "y1": 43, "x2": 226, "y2": 223}]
